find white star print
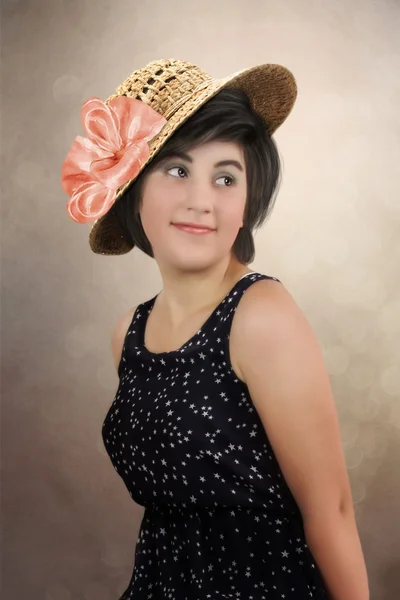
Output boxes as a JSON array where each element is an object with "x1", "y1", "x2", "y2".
[{"x1": 102, "y1": 272, "x2": 325, "y2": 597}]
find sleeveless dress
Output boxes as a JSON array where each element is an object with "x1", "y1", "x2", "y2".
[{"x1": 102, "y1": 272, "x2": 328, "y2": 599}]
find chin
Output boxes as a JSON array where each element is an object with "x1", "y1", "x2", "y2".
[{"x1": 164, "y1": 249, "x2": 221, "y2": 272}]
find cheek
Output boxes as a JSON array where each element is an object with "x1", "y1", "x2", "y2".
[
  {"x1": 217, "y1": 194, "x2": 246, "y2": 232},
  {"x1": 139, "y1": 185, "x2": 175, "y2": 238}
]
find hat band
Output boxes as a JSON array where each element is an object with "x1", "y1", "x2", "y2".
[{"x1": 163, "y1": 79, "x2": 213, "y2": 120}]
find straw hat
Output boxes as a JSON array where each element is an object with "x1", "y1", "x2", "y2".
[{"x1": 62, "y1": 58, "x2": 297, "y2": 255}]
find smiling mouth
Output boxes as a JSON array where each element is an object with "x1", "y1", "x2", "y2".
[{"x1": 172, "y1": 223, "x2": 216, "y2": 234}]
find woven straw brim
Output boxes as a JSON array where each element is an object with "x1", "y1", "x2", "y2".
[{"x1": 89, "y1": 63, "x2": 297, "y2": 255}]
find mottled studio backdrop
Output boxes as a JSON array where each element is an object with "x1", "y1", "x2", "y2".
[{"x1": 1, "y1": 0, "x2": 400, "y2": 599}]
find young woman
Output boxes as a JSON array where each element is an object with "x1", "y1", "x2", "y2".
[{"x1": 62, "y1": 59, "x2": 369, "y2": 600}]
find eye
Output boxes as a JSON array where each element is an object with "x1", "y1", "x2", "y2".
[
  {"x1": 216, "y1": 175, "x2": 235, "y2": 187},
  {"x1": 166, "y1": 166, "x2": 187, "y2": 178}
]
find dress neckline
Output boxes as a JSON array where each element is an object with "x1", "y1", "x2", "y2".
[{"x1": 139, "y1": 271, "x2": 257, "y2": 359}]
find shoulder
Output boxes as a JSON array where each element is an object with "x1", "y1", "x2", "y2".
[
  {"x1": 236, "y1": 276, "x2": 304, "y2": 329},
  {"x1": 231, "y1": 277, "x2": 314, "y2": 380},
  {"x1": 111, "y1": 306, "x2": 137, "y2": 372}
]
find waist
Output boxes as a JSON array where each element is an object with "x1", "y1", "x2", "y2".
[{"x1": 144, "y1": 501, "x2": 302, "y2": 519}]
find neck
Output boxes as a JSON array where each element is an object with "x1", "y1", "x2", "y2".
[{"x1": 155, "y1": 257, "x2": 252, "y2": 328}]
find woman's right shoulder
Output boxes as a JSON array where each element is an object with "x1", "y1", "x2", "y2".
[{"x1": 111, "y1": 306, "x2": 138, "y2": 372}]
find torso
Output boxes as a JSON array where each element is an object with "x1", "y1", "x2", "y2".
[{"x1": 102, "y1": 270, "x2": 328, "y2": 598}]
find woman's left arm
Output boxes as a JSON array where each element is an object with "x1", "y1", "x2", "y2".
[{"x1": 232, "y1": 280, "x2": 369, "y2": 600}]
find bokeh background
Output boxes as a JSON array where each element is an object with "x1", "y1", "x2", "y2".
[{"x1": 1, "y1": 0, "x2": 400, "y2": 598}]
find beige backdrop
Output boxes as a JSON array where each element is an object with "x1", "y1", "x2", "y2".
[{"x1": 2, "y1": 0, "x2": 400, "y2": 599}]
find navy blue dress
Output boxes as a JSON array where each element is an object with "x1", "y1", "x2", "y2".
[{"x1": 102, "y1": 272, "x2": 328, "y2": 599}]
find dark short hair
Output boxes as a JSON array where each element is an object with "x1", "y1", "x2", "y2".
[{"x1": 113, "y1": 88, "x2": 282, "y2": 264}]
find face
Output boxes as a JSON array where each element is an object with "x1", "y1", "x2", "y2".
[{"x1": 139, "y1": 140, "x2": 247, "y2": 272}]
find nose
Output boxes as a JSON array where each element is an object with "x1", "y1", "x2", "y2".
[{"x1": 184, "y1": 178, "x2": 213, "y2": 214}]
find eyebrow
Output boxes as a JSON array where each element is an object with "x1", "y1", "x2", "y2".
[{"x1": 164, "y1": 151, "x2": 244, "y2": 172}]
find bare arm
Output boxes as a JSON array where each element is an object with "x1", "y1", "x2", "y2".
[
  {"x1": 110, "y1": 306, "x2": 137, "y2": 373},
  {"x1": 232, "y1": 280, "x2": 369, "y2": 600}
]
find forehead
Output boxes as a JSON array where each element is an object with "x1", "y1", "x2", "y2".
[{"x1": 188, "y1": 140, "x2": 244, "y2": 161}]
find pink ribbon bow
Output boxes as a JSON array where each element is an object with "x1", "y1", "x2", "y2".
[{"x1": 61, "y1": 96, "x2": 167, "y2": 223}]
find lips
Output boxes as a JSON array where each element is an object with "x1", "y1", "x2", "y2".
[{"x1": 172, "y1": 222, "x2": 215, "y2": 231}]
